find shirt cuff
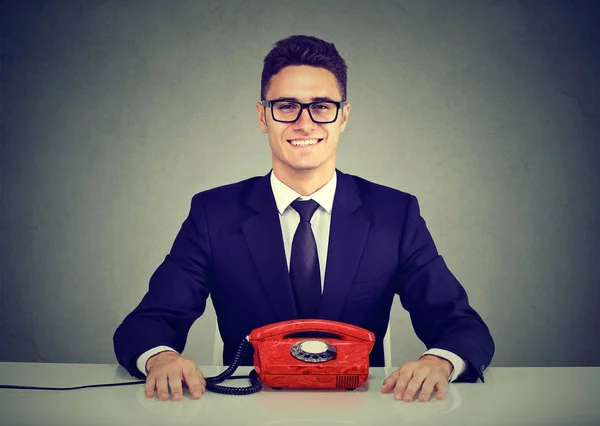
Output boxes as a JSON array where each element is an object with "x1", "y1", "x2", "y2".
[
  {"x1": 136, "y1": 346, "x2": 179, "y2": 376},
  {"x1": 422, "y1": 348, "x2": 466, "y2": 382}
]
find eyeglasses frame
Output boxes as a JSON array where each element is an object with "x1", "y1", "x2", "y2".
[{"x1": 261, "y1": 99, "x2": 347, "y2": 124}]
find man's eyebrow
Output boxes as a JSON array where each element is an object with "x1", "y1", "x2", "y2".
[
  {"x1": 272, "y1": 97, "x2": 299, "y2": 102},
  {"x1": 271, "y1": 96, "x2": 338, "y2": 102}
]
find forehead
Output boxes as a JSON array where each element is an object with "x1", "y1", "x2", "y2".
[{"x1": 266, "y1": 65, "x2": 341, "y2": 100}]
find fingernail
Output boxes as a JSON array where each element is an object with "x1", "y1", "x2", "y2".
[{"x1": 193, "y1": 391, "x2": 201, "y2": 397}]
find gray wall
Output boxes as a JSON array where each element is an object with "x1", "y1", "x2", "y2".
[
  {"x1": 1, "y1": 0, "x2": 599, "y2": 368},
  {"x1": 0, "y1": 18, "x2": 3, "y2": 349}
]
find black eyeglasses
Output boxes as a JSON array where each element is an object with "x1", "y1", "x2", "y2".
[{"x1": 261, "y1": 99, "x2": 347, "y2": 124}]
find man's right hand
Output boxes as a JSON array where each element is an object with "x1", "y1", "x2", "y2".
[{"x1": 144, "y1": 351, "x2": 206, "y2": 401}]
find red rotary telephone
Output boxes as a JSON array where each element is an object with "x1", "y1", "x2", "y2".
[
  {"x1": 250, "y1": 319, "x2": 375, "y2": 390},
  {"x1": 204, "y1": 319, "x2": 375, "y2": 395}
]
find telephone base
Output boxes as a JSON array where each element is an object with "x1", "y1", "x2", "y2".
[
  {"x1": 269, "y1": 386, "x2": 357, "y2": 391},
  {"x1": 259, "y1": 373, "x2": 368, "y2": 390}
]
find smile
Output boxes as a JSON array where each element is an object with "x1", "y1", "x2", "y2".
[{"x1": 287, "y1": 138, "x2": 323, "y2": 146}]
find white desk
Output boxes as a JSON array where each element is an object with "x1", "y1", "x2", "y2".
[{"x1": 0, "y1": 363, "x2": 598, "y2": 425}]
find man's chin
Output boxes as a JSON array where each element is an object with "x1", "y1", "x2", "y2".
[
  {"x1": 289, "y1": 164, "x2": 320, "y2": 173},
  {"x1": 273, "y1": 155, "x2": 335, "y2": 176},
  {"x1": 277, "y1": 160, "x2": 322, "y2": 174}
]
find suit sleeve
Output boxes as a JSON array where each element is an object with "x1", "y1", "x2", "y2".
[
  {"x1": 113, "y1": 194, "x2": 212, "y2": 379},
  {"x1": 395, "y1": 195, "x2": 495, "y2": 383}
]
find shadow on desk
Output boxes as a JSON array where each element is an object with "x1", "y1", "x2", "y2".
[
  {"x1": 115, "y1": 365, "x2": 140, "y2": 381},
  {"x1": 131, "y1": 372, "x2": 463, "y2": 425}
]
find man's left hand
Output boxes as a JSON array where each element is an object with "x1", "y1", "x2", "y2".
[{"x1": 381, "y1": 355, "x2": 453, "y2": 402}]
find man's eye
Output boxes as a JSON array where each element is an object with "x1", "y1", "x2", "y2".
[{"x1": 276, "y1": 103, "x2": 298, "y2": 110}]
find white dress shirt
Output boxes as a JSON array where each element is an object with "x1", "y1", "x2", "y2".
[{"x1": 137, "y1": 171, "x2": 466, "y2": 381}]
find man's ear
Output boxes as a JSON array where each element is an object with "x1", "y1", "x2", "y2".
[
  {"x1": 256, "y1": 101, "x2": 268, "y2": 133},
  {"x1": 339, "y1": 102, "x2": 351, "y2": 133}
]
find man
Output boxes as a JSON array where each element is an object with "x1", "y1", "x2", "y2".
[{"x1": 113, "y1": 35, "x2": 495, "y2": 403}]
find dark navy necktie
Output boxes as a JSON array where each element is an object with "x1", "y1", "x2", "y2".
[{"x1": 289, "y1": 199, "x2": 321, "y2": 318}]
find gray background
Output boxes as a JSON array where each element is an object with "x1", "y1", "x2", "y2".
[{"x1": 1, "y1": 0, "x2": 599, "y2": 370}]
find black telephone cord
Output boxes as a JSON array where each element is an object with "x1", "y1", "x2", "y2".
[
  {"x1": 204, "y1": 338, "x2": 262, "y2": 395},
  {"x1": 0, "y1": 338, "x2": 262, "y2": 395}
]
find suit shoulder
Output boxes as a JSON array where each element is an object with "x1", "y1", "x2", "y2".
[
  {"x1": 190, "y1": 175, "x2": 263, "y2": 206},
  {"x1": 341, "y1": 172, "x2": 423, "y2": 224},
  {"x1": 344, "y1": 172, "x2": 416, "y2": 204}
]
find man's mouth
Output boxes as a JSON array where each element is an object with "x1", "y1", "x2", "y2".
[{"x1": 287, "y1": 138, "x2": 323, "y2": 147}]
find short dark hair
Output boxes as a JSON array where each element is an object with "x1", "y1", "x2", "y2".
[{"x1": 260, "y1": 35, "x2": 347, "y2": 101}]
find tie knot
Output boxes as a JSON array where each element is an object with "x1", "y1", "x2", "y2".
[{"x1": 291, "y1": 199, "x2": 320, "y2": 223}]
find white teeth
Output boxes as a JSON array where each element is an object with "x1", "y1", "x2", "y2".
[{"x1": 290, "y1": 139, "x2": 319, "y2": 146}]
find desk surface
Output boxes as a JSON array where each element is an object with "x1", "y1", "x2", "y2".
[{"x1": 0, "y1": 363, "x2": 598, "y2": 426}]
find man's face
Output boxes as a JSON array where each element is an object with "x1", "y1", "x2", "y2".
[{"x1": 256, "y1": 65, "x2": 350, "y2": 176}]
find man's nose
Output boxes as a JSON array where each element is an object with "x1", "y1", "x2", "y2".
[{"x1": 293, "y1": 107, "x2": 315, "y2": 132}]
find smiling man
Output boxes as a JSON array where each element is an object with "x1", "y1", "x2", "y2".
[
  {"x1": 257, "y1": 65, "x2": 348, "y2": 196},
  {"x1": 113, "y1": 35, "x2": 495, "y2": 403}
]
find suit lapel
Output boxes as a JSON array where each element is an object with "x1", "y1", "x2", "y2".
[
  {"x1": 241, "y1": 170, "x2": 370, "y2": 322},
  {"x1": 242, "y1": 172, "x2": 299, "y2": 321},
  {"x1": 318, "y1": 171, "x2": 370, "y2": 320}
]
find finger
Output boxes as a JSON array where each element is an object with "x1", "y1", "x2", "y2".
[
  {"x1": 181, "y1": 365, "x2": 206, "y2": 388},
  {"x1": 417, "y1": 375, "x2": 439, "y2": 402},
  {"x1": 434, "y1": 379, "x2": 449, "y2": 400},
  {"x1": 393, "y1": 369, "x2": 415, "y2": 400},
  {"x1": 399, "y1": 371, "x2": 426, "y2": 402},
  {"x1": 381, "y1": 370, "x2": 400, "y2": 393},
  {"x1": 156, "y1": 374, "x2": 170, "y2": 401},
  {"x1": 168, "y1": 371, "x2": 184, "y2": 402},
  {"x1": 145, "y1": 376, "x2": 156, "y2": 398},
  {"x1": 182, "y1": 367, "x2": 206, "y2": 399}
]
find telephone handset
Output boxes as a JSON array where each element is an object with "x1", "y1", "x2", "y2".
[{"x1": 204, "y1": 319, "x2": 375, "y2": 395}]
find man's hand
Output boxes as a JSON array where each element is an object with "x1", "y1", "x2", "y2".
[
  {"x1": 381, "y1": 355, "x2": 453, "y2": 402},
  {"x1": 144, "y1": 351, "x2": 206, "y2": 401}
]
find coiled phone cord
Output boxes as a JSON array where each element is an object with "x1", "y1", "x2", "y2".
[
  {"x1": 204, "y1": 336, "x2": 262, "y2": 395},
  {"x1": 0, "y1": 336, "x2": 262, "y2": 396}
]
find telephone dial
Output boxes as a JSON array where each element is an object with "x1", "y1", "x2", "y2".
[{"x1": 204, "y1": 319, "x2": 375, "y2": 395}]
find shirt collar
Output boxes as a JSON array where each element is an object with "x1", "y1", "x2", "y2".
[{"x1": 270, "y1": 170, "x2": 337, "y2": 215}]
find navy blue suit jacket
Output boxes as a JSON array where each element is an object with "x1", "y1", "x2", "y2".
[{"x1": 114, "y1": 170, "x2": 494, "y2": 382}]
